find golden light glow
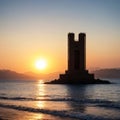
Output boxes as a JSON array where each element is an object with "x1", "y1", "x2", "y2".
[
  {"x1": 35, "y1": 59, "x2": 47, "y2": 70},
  {"x1": 36, "y1": 80, "x2": 45, "y2": 108},
  {"x1": 34, "y1": 80, "x2": 45, "y2": 119}
]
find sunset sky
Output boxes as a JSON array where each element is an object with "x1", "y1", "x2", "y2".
[{"x1": 0, "y1": 0, "x2": 120, "y2": 74}]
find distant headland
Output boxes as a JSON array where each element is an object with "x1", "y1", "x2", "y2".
[{"x1": 46, "y1": 33, "x2": 110, "y2": 84}]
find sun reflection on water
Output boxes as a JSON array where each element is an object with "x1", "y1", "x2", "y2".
[
  {"x1": 33, "y1": 80, "x2": 45, "y2": 119},
  {"x1": 36, "y1": 80, "x2": 45, "y2": 108}
]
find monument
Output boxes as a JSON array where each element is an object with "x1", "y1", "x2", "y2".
[{"x1": 47, "y1": 33, "x2": 110, "y2": 84}]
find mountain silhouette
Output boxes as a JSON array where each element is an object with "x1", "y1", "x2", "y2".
[
  {"x1": 0, "y1": 69, "x2": 59, "y2": 81},
  {"x1": 0, "y1": 68, "x2": 120, "y2": 81},
  {"x1": 93, "y1": 68, "x2": 120, "y2": 79},
  {"x1": 0, "y1": 70, "x2": 36, "y2": 80}
]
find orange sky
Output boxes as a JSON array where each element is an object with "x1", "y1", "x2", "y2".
[{"x1": 0, "y1": 0, "x2": 120, "y2": 74}]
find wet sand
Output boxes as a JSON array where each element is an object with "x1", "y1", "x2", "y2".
[{"x1": 0, "y1": 107, "x2": 79, "y2": 120}]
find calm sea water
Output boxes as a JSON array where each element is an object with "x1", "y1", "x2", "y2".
[{"x1": 0, "y1": 79, "x2": 120, "y2": 120}]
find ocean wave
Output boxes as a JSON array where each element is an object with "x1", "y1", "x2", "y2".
[
  {"x1": 0, "y1": 96, "x2": 35, "y2": 101},
  {"x1": 0, "y1": 96, "x2": 120, "y2": 110},
  {"x1": 97, "y1": 103, "x2": 120, "y2": 109},
  {"x1": 0, "y1": 96, "x2": 112, "y2": 102},
  {"x1": 0, "y1": 96, "x2": 118, "y2": 103},
  {"x1": 0, "y1": 103, "x2": 118, "y2": 120}
]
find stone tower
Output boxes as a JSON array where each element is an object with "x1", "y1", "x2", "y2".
[
  {"x1": 68, "y1": 33, "x2": 86, "y2": 72},
  {"x1": 47, "y1": 32, "x2": 110, "y2": 84},
  {"x1": 56, "y1": 32, "x2": 95, "y2": 83}
]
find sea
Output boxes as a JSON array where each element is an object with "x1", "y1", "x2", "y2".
[{"x1": 0, "y1": 79, "x2": 120, "y2": 120}]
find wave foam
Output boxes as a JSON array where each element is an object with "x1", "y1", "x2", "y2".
[
  {"x1": 0, "y1": 103, "x2": 117, "y2": 120},
  {"x1": 0, "y1": 96, "x2": 120, "y2": 109}
]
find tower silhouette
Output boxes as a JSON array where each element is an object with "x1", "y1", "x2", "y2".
[
  {"x1": 68, "y1": 33, "x2": 86, "y2": 72},
  {"x1": 47, "y1": 32, "x2": 110, "y2": 84}
]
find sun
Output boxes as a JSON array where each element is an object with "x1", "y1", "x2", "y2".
[{"x1": 35, "y1": 59, "x2": 47, "y2": 70}]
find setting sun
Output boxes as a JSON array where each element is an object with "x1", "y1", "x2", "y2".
[{"x1": 35, "y1": 59, "x2": 47, "y2": 70}]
